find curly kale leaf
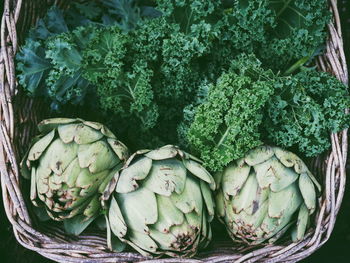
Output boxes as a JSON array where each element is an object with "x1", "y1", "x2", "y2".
[
  {"x1": 16, "y1": 40, "x2": 52, "y2": 96},
  {"x1": 260, "y1": 0, "x2": 331, "y2": 71},
  {"x1": 265, "y1": 69, "x2": 350, "y2": 157},
  {"x1": 187, "y1": 56, "x2": 275, "y2": 171},
  {"x1": 217, "y1": 0, "x2": 330, "y2": 72},
  {"x1": 82, "y1": 27, "x2": 159, "y2": 130},
  {"x1": 44, "y1": 27, "x2": 97, "y2": 109}
]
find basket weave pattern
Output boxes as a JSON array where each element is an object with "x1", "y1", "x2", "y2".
[{"x1": 0, "y1": 0, "x2": 348, "y2": 262}]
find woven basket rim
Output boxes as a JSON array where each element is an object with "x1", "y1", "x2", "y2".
[{"x1": 0, "y1": 0, "x2": 348, "y2": 262}]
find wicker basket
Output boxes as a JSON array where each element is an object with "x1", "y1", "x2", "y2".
[{"x1": 0, "y1": 0, "x2": 348, "y2": 262}]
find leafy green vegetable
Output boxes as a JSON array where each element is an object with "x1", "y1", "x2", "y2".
[
  {"x1": 265, "y1": 69, "x2": 350, "y2": 157},
  {"x1": 185, "y1": 55, "x2": 274, "y2": 171}
]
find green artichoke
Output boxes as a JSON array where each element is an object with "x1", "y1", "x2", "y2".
[
  {"x1": 104, "y1": 145, "x2": 215, "y2": 257},
  {"x1": 21, "y1": 118, "x2": 129, "y2": 235},
  {"x1": 215, "y1": 145, "x2": 321, "y2": 245}
]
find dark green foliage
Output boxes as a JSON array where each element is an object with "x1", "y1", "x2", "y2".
[{"x1": 265, "y1": 70, "x2": 350, "y2": 157}]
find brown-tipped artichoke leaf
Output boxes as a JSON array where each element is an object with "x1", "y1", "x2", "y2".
[
  {"x1": 116, "y1": 157, "x2": 152, "y2": 194},
  {"x1": 245, "y1": 146, "x2": 274, "y2": 166},
  {"x1": 129, "y1": 230, "x2": 158, "y2": 254},
  {"x1": 200, "y1": 180, "x2": 215, "y2": 220},
  {"x1": 299, "y1": 173, "x2": 317, "y2": 214},
  {"x1": 185, "y1": 211, "x2": 202, "y2": 230},
  {"x1": 58, "y1": 123, "x2": 103, "y2": 144},
  {"x1": 143, "y1": 159, "x2": 186, "y2": 196},
  {"x1": 38, "y1": 118, "x2": 78, "y2": 134},
  {"x1": 145, "y1": 146, "x2": 178, "y2": 160},
  {"x1": 295, "y1": 203, "x2": 310, "y2": 241},
  {"x1": 149, "y1": 228, "x2": 177, "y2": 251},
  {"x1": 106, "y1": 214, "x2": 126, "y2": 252},
  {"x1": 27, "y1": 130, "x2": 55, "y2": 162},
  {"x1": 76, "y1": 169, "x2": 109, "y2": 192},
  {"x1": 170, "y1": 176, "x2": 202, "y2": 214},
  {"x1": 222, "y1": 162, "x2": 250, "y2": 197},
  {"x1": 254, "y1": 158, "x2": 277, "y2": 189},
  {"x1": 107, "y1": 138, "x2": 129, "y2": 161},
  {"x1": 78, "y1": 141, "x2": 119, "y2": 173},
  {"x1": 268, "y1": 183, "x2": 302, "y2": 219},
  {"x1": 273, "y1": 147, "x2": 297, "y2": 168},
  {"x1": 232, "y1": 171, "x2": 259, "y2": 214},
  {"x1": 269, "y1": 161, "x2": 299, "y2": 192},
  {"x1": 98, "y1": 166, "x2": 122, "y2": 194},
  {"x1": 153, "y1": 195, "x2": 184, "y2": 233},
  {"x1": 47, "y1": 139, "x2": 78, "y2": 174},
  {"x1": 183, "y1": 159, "x2": 215, "y2": 190},
  {"x1": 109, "y1": 196, "x2": 127, "y2": 238},
  {"x1": 117, "y1": 187, "x2": 157, "y2": 233}
]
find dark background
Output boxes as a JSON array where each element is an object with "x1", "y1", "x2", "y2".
[{"x1": 1, "y1": 1, "x2": 350, "y2": 262}]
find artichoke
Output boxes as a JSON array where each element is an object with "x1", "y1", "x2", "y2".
[
  {"x1": 215, "y1": 145, "x2": 321, "y2": 245},
  {"x1": 104, "y1": 145, "x2": 215, "y2": 257},
  {"x1": 21, "y1": 118, "x2": 129, "y2": 235}
]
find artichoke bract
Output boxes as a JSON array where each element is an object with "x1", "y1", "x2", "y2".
[
  {"x1": 21, "y1": 118, "x2": 129, "y2": 235},
  {"x1": 104, "y1": 145, "x2": 215, "y2": 257},
  {"x1": 215, "y1": 145, "x2": 321, "y2": 245}
]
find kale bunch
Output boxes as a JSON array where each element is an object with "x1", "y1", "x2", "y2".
[
  {"x1": 184, "y1": 55, "x2": 275, "y2": 171},
  {"x1": 182, "y1": 55, "x2": 350, "y2": 171},
  {"x1": 265, "y1": 69, "x2": 350, "y2": 157}
]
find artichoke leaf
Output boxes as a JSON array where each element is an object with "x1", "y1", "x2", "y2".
[
  {"x1": 107, "y1": 138, "x2": 129, "y2": 162},
  {"x1": 27, "y1": 130, "x2": 55, "y2": 161},
  {"x1": 76, "y1": 169, "x2": 109, "y2": 192},
  {"x1": 215, "y1": 189, "x2": 226, "y2": 217},
  {"x1": 46, "y1": 139, "x2": 78, "y2": 174},
  {"x1": 109, "y1": 196, "x2": 127, "y2": 238},
  {"x1": 254, "y1": 158, "x2": 278, "y2": 189},
  {"x1": 63, "y1": 213, "x2": 97, "y2": 236},
  {"x1": 185, "y1": 211, "x2": 202, "y2": 231},
  {"x1": 170, "y1": 176, "x2": 203, "y2": 214},
  {"x1": 222, "y1": 162, "x2": 250, "y2": 198},
  {"x1": 62, "y1": 158, "x2": 80, "y2": 187},
  {"x1": 78, "y1": 141, "x2": 119, "y2": 173},
  {"x1": 214, "y1": 171, "x2": 223, "y2": 190},
  {"x1": 200, "y1": 180, "x2": 215, "y2": 220},
  {"x1": 145, "y1": 146, "x2": 178, "y2": 160},
  {"x1": 299, "y1": 173, "x2": 316, "y2": 214},
  {"x1": 232, "y1": 171, "x2": 258, "y2": 214},
  {"x1": 143, "y1": 159, "x2": 186, "y2": 197},
  {"x1": 268, "y1": 183, "x2": 302, "y2": 219},
  {"x1": 116, "y1": 157, "x2": 152, "y2": 194},
  {"x1": 274, "y1": 147, "x2": 297, "y2": 168},
  {"x1": 269, "y1": 161, "x2": 299, "y2": 192},
  {"x1": 295, "y1": 203, "x2": 309, "y2": 241},
  {"x1": 38, "y1": 118, "x2": 78, "y2": 134},
  {"x1": 245, "y1": 146, "x2": 274, "y2": 166},
  {"x1": 153, "y1": 195, "x2": 184, "y2": 233},
  {"x1": 117, "y1": 187, "x2": 157, "y2": 233},
  {"x1": 128, "y1": 230, "x2": 158, "y2": 253},
  {"x1": 30, "y1": 167, "x2": 38, "y2": 203},
  {"x1": 183, "y1": 159, "x2": 215, "y2": 190},
  {"x1": 83, "y1": 195, "x2": 101, "y2": 218},
  {"x1": 106, "y1": 214, "x2": 126, "y2": 252},
  {"x1": 58, "y1": 123, "x2": 103, "y2": 144},
  {"x1": 149, "y1": 228, "x2": 178, "y2": 251}
]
